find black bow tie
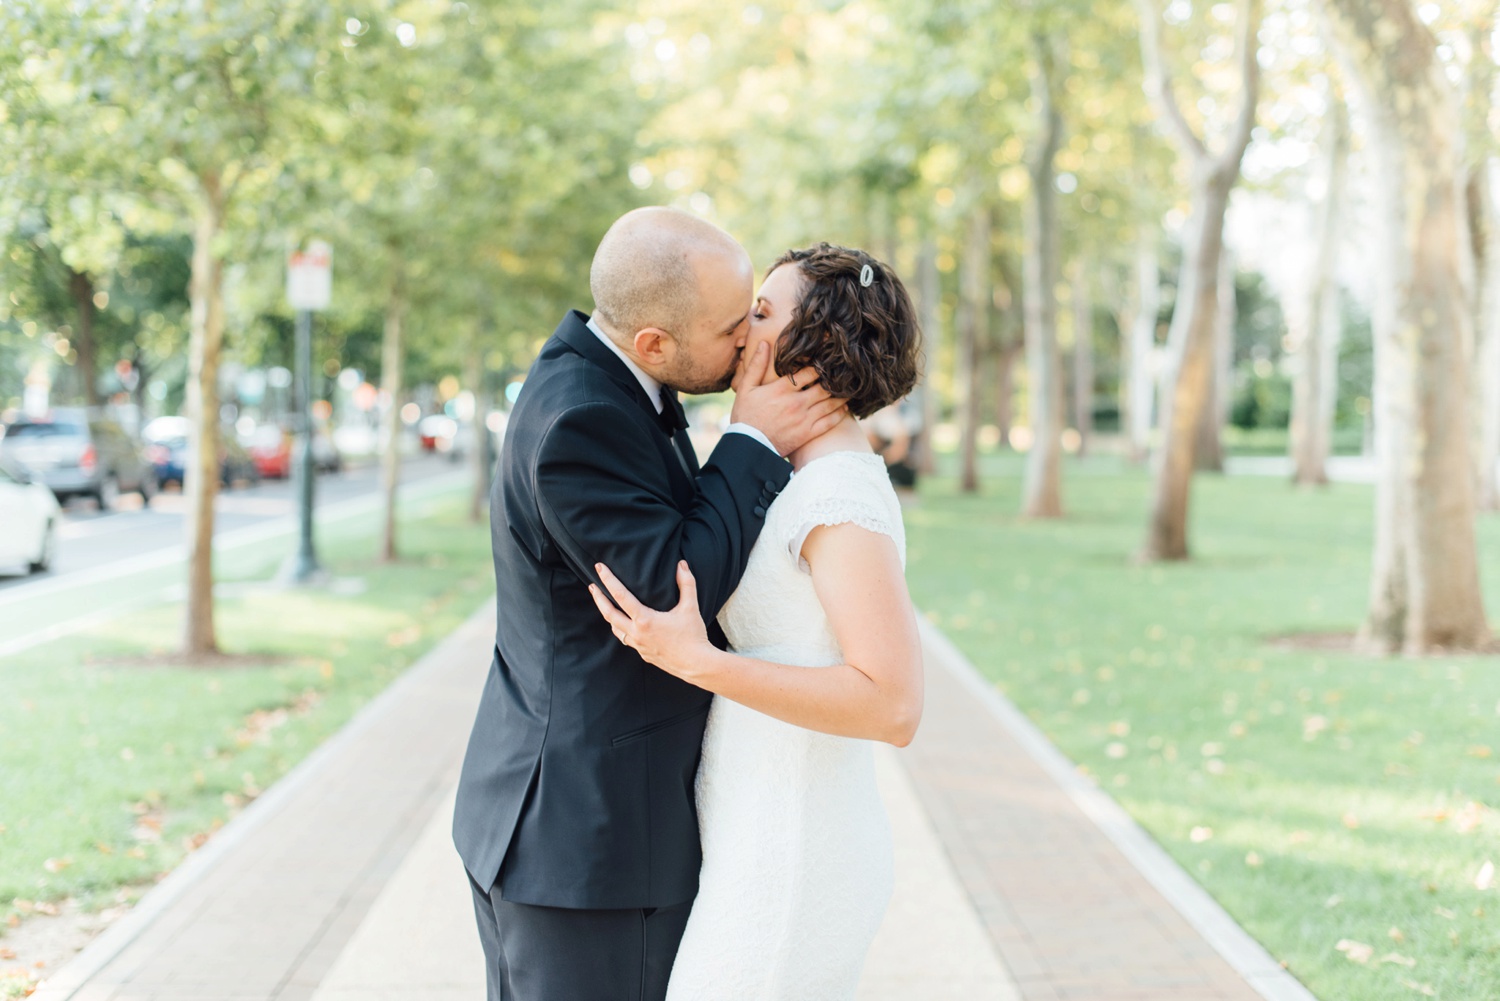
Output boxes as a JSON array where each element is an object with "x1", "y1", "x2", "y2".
[{"x1": 657, "y1": 389, "x2": 689, "y2": 435}]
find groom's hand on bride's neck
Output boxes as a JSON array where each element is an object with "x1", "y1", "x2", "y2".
[{"x1": 729, "y1": 341, "x2": 848, "y2": 457}]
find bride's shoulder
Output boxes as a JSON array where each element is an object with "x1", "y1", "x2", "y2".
[{"x1": 778, "y1": 451, "x2": 903, "y2": 547}]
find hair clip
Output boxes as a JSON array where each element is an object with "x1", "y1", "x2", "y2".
[{"x1": 859, "y1": 264, "x2": 874, "y2": 288}]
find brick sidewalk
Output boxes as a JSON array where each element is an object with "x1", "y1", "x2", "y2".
[
  {"x1": 905, "y1": 622, "x2": 1314, "y2": 1001},
  {"x1": 32, "y1": 610, "x2": 495, "y2": 1001}
]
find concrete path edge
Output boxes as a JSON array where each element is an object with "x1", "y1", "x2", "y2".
[
  {"x1": 919, "y1": 619, "x2": 1320, "y2": 1001},
  {"x1": 30, "y1": 603, "x2": 494, "y2": 1001}
]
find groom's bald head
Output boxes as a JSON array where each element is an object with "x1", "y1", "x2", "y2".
[{"x1": 589, "y1": 207, "x2": 750, "y2": 342}]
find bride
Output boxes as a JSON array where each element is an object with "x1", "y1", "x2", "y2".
[{"x1": 589, "y1": 242, "x2": 925, "y2": 1000}]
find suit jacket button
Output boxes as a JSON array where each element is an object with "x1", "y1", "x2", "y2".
[
  {"x1": 753, "y1": 505, "x2": 766, "y2": 518},
  {"x1": 764, "y1": 479, "x2": 778, "y2": 492}
]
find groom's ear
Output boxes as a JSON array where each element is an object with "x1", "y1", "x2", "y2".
[{"x1": 631, "y1": 327, "x2": 675, "y2": 367}]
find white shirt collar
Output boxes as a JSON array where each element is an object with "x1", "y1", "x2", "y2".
[{"x1": 587, "y1": 315, "x2": 662, "y2": 414}]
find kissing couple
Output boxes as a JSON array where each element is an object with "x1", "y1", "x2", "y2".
[{"x1": 454, "y1": 206, "x2": 925, "y2": 1001}]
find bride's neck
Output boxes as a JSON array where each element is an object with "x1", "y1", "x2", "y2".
[{"x1": 787, "y1": 413, "x2": 870, "y2": 472}]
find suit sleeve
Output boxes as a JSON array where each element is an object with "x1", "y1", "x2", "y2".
[{"x1": 534, "y1": 401, "x2": 791, "y2": 624}]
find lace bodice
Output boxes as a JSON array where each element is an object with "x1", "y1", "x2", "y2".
[{"x1": 717, "y1": 450, "x2": 905, "y2": 665}]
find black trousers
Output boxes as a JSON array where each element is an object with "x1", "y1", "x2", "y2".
[{"x1": 468, "y1": 872, "x2": 692, "y2": 1001}]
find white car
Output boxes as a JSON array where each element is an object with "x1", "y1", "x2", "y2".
[{"x1": 0, "y1": 458, "x2": 61, "y2": 574}]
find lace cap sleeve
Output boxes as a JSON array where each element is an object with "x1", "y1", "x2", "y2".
[{"x1": 784, "y1": 457, "x2": 901, "y2": 573}]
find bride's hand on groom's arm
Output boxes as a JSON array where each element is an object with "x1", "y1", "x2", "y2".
[{"x1": 589, "y1": 561, "x2": 720, "y2": 683}]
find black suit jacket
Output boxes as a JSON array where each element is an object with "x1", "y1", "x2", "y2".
[{"x1": 453, "y1": 310, "x2": 791, "y2": 910}]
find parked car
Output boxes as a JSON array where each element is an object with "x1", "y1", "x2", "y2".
[
  {"x1": 311, "y1": 425, "x2": 343, "y2": 474},
  {"x1": 143, "y1": 416, "x2": 261, "y2": 489},
  {"x1": 0, "y1": 457, "x2": 61, "y2": 574},
  {"x1": 0, "y1": 408, "x2": 156, "y2": 509},
  {"x1": 418, "y1": 414, "x2": 454, "y2": 452},
  {"x1": 245, "y1": 424, "x2": 293, "y2": 479}
]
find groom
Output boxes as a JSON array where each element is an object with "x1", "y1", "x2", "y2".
[{"x1": 454, "y1": 207, "x2": 843, "y2": 1001}]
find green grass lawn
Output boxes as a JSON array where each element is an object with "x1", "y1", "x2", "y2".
[
  {"x1": 904, "y1": 455, "x2": 1500, "y2": 1001},
  {"x1": 0, "y1": 494, "x2": 493, "y2": 977}
]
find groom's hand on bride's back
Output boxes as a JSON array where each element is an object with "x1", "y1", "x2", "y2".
[{"x1": 729, "y1": 341, "x2": 848, "y2": 457}]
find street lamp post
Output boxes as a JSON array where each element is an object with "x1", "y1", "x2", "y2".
[
  {"x1": 289, "y1": 306, "x2": 320, "y2": 581},
  {"x1": 284, "y1": 240, "x2": 332, "y2": 584}
]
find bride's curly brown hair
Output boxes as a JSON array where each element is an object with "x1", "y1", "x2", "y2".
[{"x1": 769, "y1": 243, "x2": 923, "y2": 420}]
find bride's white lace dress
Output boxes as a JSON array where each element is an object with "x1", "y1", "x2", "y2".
[{"x1": 665, "y1": 451, "x2": 903, "y2": 1001}]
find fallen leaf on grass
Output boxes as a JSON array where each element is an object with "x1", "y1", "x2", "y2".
[
  {"x1": 385, "y1": 624, "x2": 421, "y2": 648},
  {"x1": 1476, "y1": 860, "x2": 1495, "y2": 891},
  {"x1": 1335, "y1": 939, "x2": 1373, "y2": 963},
  {"x1": 1388, "y1": 927, "x2": 1405, "y2": 942},
  {"x1": 1107, "y1": 720, "x2": 1130, "y2": 737},
  {"x1": 41, "y1": 858, "x2": 70, "y2": 873},
  {"x1": 1342, "y1": 812, "x2": 1360, "y2": 829},
  {"x1": 1303, "y1": 715, "x2": 1329, "y2": 740},
  {"x1": 1467, "y1": 745, "x2": 1492, "y2": 759},
  {"x1": 1434, "y1": 906, "x2": 1456, "y2": 919},
  {"x1": 1454, "y1": 801, "x2": 1487, "y2": 834},
  {"x1": 1379, "y1": 952, "x2": 1416, "y2": 967},
  {"x1": 1189, "y1": 826, "x2": 1213, "y2": 843},
  {"x1": 1397, "y1": 978, "x2": 1435, "y2": 996},
  {"x1": 1245, "y1": 852, "x2": 1263, "y2": 868}
]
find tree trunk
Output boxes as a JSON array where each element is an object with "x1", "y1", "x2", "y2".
[
  {"x1": 1290, "y1": 90, "x2": 1350, "y2": 487},
  {"x1": 915, "y1": 236, "x2": 941, "y2": 476},
  {"x1": 1136, "y1": 0, "x2": 1260, "y2": 559},
  {"x1": 1147, "y1": 178, "x2": 1237, "y2": 557},
  {"x1": 1474, "y1": 160, "x2": 1500, "y2": 511},
  {"x1": 67, "y1": 270, "x2": 100, "y2": 408},
  {"x1": 994, "y1": 339, "x2": 1020, "y2": 448},
  {"x1": 1071, "y1": 258, "x2": 1094, "y2": 457},
  {"x1": 1021, "y1": 33, "x2": 1065, "y2": 518},
  {"x1": 1125, "y1": 234, "x2": 1160, "y2": 463},
  {"x1": 1193, "y1": 246, "x2": 1235, "y2": 472},
  {"x1": 1465, "y1": 16, "x2": 1499, "y2": 511},
  {"x1": 1321, "y1": 0, "x2": 1491, "y2": 653},
  {"x1": 379, "y1": 254, "x2": 406, "y2": 562},
  {"x1": 466, "y1": 326, "x2": 490, "y2": 524},
  {"x1": 182, "y1": 178, "x2": 226, "y2": 656},
  {"x1": 957, "y1": 205, "x2": 989, "y2": 493}
]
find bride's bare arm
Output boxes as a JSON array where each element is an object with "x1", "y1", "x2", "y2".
[{"x1": 588, "y1": 524, "x2": 923, "y2": 747}]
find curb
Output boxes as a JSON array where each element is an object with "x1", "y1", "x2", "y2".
[
  {"x1": 30, "y1": 603, "x2": 493, "y2": 1001},
  {"x1": 918, "y1": 619, "x2": 1320, "y2": 1001}
]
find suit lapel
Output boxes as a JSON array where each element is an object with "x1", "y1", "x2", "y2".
[{"x1": 552, "y1": 310, "x2": 696, "y2": 505}]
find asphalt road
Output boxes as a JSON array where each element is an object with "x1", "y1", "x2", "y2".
[{"x1": 0, "y1": 452, "x2": 464, "y2": 592}]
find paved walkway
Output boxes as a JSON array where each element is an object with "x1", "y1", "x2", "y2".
[{"x1": 34, "y1": 607, "x2": 1315, "y2": 1001}]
